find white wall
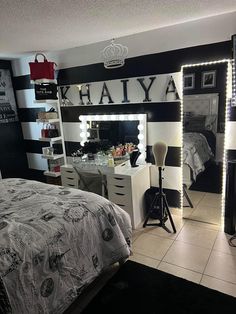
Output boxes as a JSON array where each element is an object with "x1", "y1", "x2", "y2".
[{"x1": 12, "y1": 12, "x2": 236, "y2": 76}]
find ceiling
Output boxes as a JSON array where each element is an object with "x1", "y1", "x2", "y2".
[{"x1": 1, "y1": 0, "x2": 236, "y2": 58}]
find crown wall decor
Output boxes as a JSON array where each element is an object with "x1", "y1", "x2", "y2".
[{"x1": 101, "y1": 39, "x2": 128, "y2": 69}]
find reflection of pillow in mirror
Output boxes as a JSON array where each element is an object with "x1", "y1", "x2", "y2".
[
  {"x1": 205, "y1": 114, "x2": 217, "y2": 132},
  {"x1": 183, "y1": 111, "x2": 194, "y2": 118},
  {"x1": 184, "y1": 115, "x2": 206, "y2": 132}
]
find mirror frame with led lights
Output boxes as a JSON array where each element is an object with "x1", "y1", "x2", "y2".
[
  {"x1": 78, "y1": 114, "x2": 147, "y2": 163},
  {"x1": 181, "y1": 59, "x2": 232, "y2": 225}
]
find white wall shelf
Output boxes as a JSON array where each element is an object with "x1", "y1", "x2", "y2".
[
  {"x1": 36, "y1": 118, "x2": 60, "y2": 123},
  {"x1": 33, "y1": 85, "x2": 66, "y2": 179},
  {"x1": 42, "y1": 154, "x2": 64, "y2": 160},
  {"x1": 43, "y1": 171, "x2": 61, "y2": 177},
  {"x1": 39, "y1": 136, "x2": 62, "y2": 142},
  {"x1": 34, "y1": 99, "x2": 58, "y2": 104},
  {"x1": 31, "y1": 79, "x2": 57, "y2": 84}
]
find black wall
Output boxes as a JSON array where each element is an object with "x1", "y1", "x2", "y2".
[
  {"x1": 0, "y1": 60, "x2": 28, "y2": 179},
  {"x1": 12, "y1": 40, "x2": 232, "y2": 207}
]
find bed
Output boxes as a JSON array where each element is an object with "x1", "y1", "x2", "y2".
[
  {"x1": 0, "y1": 178, "x2": 132, "y2": 314},
  {"x1": 183, "y1": 93, "x2": 219, "y2": 187}
]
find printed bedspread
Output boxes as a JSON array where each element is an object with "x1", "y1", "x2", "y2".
[
  {"x1": 0, "y1": 178, "x2": 132, "y2": 314},
  {"x1": 183, "y1": 132, "x2": 213, "y2": 180}
]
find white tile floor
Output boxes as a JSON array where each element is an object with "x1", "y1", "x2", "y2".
[{"x1": 130, "y1": 192, "x2": 236, "y2": 298}]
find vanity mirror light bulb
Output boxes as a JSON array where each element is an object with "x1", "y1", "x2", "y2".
[
  {"x1": 80, "y1": 141, "x2": 85, "y2": 147},
  {"x1": 138, "y1": 134, "x2": 144, "y2": 140},
  {"x1": 80, "y1": 132, "x2": 85, "y2": 138},
  {"x1": 79, "y1": 115, "x2": 85, "y2": 121},
  {"x1": 138, "y1": 143, "x2": 144, "y2": 150},
  {"x1": 138, "y1": 124, "x2": 144, "y2": 131}
]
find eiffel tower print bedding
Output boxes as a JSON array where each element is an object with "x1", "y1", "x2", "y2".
[{"x1": 0, "y1": 178, "x2": 132, "y2": 313}]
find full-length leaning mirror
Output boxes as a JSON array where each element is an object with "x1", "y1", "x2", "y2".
[{"x1": 182, "y1": 60, "x2": 229, "y2": 225}]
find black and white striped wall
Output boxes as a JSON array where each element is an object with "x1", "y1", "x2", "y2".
[{"x1": 12, "y1": 40, "x2": 232, "y2": 207}]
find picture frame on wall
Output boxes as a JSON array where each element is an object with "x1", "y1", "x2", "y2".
[
  {"x1": 201, "y1": 70, "x2": 216, "y2": 88},
  {"x1": 183, "y1": 73, "x2": 195, "y2": 90}
]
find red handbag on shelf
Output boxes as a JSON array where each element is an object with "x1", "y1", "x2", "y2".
[{"x1": 29, "y1": 53, "x2": 56, "y2": 81}]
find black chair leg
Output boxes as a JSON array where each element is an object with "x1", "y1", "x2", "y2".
[{"x1": 183, "y1": 184, "x2": 194, "y2": 208}]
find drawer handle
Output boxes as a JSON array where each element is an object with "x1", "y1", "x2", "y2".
[
  {"x1": 114, "y1": 177, "x2": 124, "y2": 180},
  {"x1": 67, "y1": 184, "x2": 75, "y2": 187},
  {"x1": 66, "y1": 171, "x2": 74, "y2": 173},
  {"x1": 115, "y1": 185, "x2": 124, "y2": 188},
  {"x1": 66, "y1": 177, "x2": 74, "y2": 180},
  {"x1": 116, "y1": 204, "x2": 125, "y2": 207},
  {"x1": 115, "y1": 192, "x2": 125, "y2": 196}
]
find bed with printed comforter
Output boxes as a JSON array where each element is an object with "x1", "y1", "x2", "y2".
[{"x1": 0, "y1": 178, "x2": 132, "y2": 314}]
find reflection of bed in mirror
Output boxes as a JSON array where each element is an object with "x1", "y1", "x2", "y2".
[{"x1": 183, "y1": 93, "x2": 219, "y2": 188}]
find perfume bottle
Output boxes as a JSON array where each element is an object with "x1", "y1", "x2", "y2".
[{"x1": 107, "y1": 153, "x2": 115, "y2": 167}]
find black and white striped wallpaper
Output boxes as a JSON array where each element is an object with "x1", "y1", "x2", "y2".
[{"x1": 13, "y1": 40, "x2": 233, "y2": 207}]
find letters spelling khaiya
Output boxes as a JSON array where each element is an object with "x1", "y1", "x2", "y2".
[{"x1": 60, "y1": 76, "x2": 179, "y2": 105}]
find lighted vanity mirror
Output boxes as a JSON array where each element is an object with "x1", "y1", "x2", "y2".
[{"x1": 78, "y1": 114, "x2": 147, "y2": 163}]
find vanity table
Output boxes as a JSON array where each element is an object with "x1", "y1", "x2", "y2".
[{"x1": 61, "y1": 163, "x2": 150, "y2": 229}]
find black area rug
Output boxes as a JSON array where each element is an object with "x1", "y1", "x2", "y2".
[
  {"x1": 82, "y1": 260, "x2": 236, "y2": 314},
  {"x1": 190, "y1": 162, "x2": 222, "y2": 193}
]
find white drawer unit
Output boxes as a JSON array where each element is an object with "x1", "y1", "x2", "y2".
[
  {"x1": 107, "y1": 164, "x2": 150, "y2": 229},
  {"x1": 61, "y1": 165, "x2": 79, "y2": 189}
]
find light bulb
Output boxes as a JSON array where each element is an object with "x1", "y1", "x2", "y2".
[
  {"x1": 79, "y1": 115, "x2": 85, "y2": 121},
  {"x1": 138, "y1": 124, "x2": 144, "y2": 131}
]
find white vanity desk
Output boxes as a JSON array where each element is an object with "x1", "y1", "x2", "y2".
[{"x1": 61, "y1": 162, "x2": 150, "y2": 229}]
